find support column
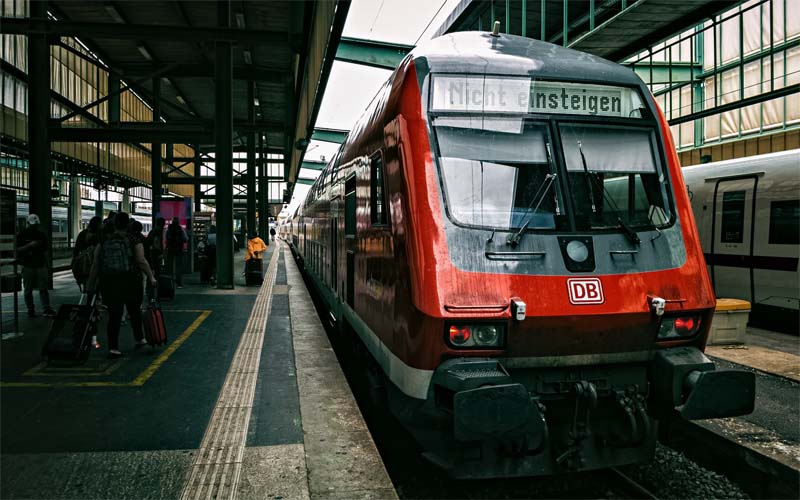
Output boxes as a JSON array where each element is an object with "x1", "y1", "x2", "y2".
[
  {"x1": 246, "y1": 80, "x2": 257, "y2": 238},
  {"x1": 215, "y1": 0, "x2": 234, "y2": 289},
  {"x1": 151, "y1": 77, "x2": 162, "y2": 227},
  {"x1": 258, "y1": 134, "x2": 268, "y2": 240},
  {"x1": 69, "y1": 176, "x2": 81, "y2": 244},
  {"x1": 27, "y1": 0, "x2": 51, "y2": 272},
  {"x1": 122, "y1": 188, "x2": 131, "y2": 213},
  {"x1": 194, "y1": 147, "x2": 202, "y2": 212}
]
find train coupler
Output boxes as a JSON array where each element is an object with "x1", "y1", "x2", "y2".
[{"x1": 556, "y1": 381, "x2": 598, "y2": 468}]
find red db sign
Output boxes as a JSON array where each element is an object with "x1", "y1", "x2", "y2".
[{"x1": 567, "y1": 278, "x2": 604, "y2": 305}]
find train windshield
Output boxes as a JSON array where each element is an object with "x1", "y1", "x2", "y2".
[
  {"x1": 434, "y1": 118, "x2": 566, "y2": 231},
  {"x1": 430, "y1": 76, "x2": 672, "y2": 232},
  {"x1": 560, "y1": 124, "x2": 670, "y2": 230}
]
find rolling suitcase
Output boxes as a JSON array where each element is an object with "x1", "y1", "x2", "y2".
[
  {"x1": 245, "y1": 258, "x2": 263, "y2": 286},
  {"x1": 41, "y1": 295, "x2": 98, "y2": 364},
  {"x1": 143, "y1": 295, "x2": 168, "y2": 347},
  {"x1": 158, "y1": 274, "x2": 175, "y2": 300}
]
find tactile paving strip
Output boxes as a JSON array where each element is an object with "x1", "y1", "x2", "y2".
[{"x1": 180, "y1": 248, "x2": 280, "y2": 500}]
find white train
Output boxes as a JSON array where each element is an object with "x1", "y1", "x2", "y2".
[{"x1": 682, "y1": 149, "x2": 799, "y2": 334}]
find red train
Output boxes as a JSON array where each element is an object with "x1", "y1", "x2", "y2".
[{"x1": 289, "y1": 32, "x2": 755, "y2": 478}]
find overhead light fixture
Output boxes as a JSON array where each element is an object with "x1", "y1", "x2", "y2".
[
  {"x1": 254, "y1": 97, "x2": 260, "y2": 107},
  {"x1": 243, "y1": 50, "x2": 252, "y2": 65},
  {"x1": 137, "y1": 44, "x2": 153, "y2": 61},
  {"x1": 235, "y1": 12, "x2": 246, "y2": 28},
  {"x1": 104, "y1": 3, "x2": 125, "y2": 23},
  {"x1": 176, "y1": 95, "x2": 186, "y2": 105}
]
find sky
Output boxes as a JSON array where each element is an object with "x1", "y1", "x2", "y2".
[{"x1": 283, "y1": 0, "x2": 462, "y2": 216}]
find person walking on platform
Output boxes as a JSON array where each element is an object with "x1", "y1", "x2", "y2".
[
  {"x1": 101, "y1": 211, "x2": 117, "y2": 239},
  {"x1": 144, "y1": 217, "x2": 165, "y2": 299},
  {"x1": 243, "y1": 232, "x2": 266, "y2": 284},
  {"x1": 165, "y1": 217, "x2": 187, "y2": 289},
  {"x1": 269, "y1": 227, "x2": 276, "y2": 242},
  {"x1": 72, "y1": 216, "x2": 102, "y2": 294},
  {"x1": 245, "y1": 232, "x2": 266, "y2": 264},
  {"x1": 16, "y1": 214, "x2": 55, "y2": 318},
  {"x1": 87, "y1": 212, "x2": 157, "y2": 358}
]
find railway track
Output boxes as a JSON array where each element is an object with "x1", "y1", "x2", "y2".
[{"x1": 609, "y1": 467, "x2": 659, "y2": 499}]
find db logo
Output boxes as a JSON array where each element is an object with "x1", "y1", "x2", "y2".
[{"x1": 567, "y1": 278, "x2": 605, "y2": 305}]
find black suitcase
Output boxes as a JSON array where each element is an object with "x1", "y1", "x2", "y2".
[
  {"x1": 245, "y1": 258, "x2": 263, "y2": 286},
  {"x1": 158, "y1": 274, "x2": 175, "y2": 300},
  {"x1": 41, "y1": 296, "x2": 97, "y2": 364}
]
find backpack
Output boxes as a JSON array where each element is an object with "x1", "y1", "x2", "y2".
[
  {"x1": 100, "y1": 235, "x2": 133, "y2": 275},
  {"x1": 71, "y1": 245, "x2": 95, "y2": 284},
  {"x1": 145, "y1": 229, "x2": 163, "y2": 258}
]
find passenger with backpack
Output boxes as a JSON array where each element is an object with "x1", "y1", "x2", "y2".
[
  {"x1": 165, "y1": 217, "x2": 187, "y2": 289},
  {"x1": 145, "y1": 217, "x2": 165, "y2": 276},
  {"x1": 72, "y1": 216, "x2": 102, "y2": 290},
  {"x1": 86, "y1": 212, "x2": 157, "y2": 358}
]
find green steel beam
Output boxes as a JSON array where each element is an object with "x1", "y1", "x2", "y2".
[
  {"x1": 296, "y1": 178, "x2": 315, "y2": 185},
  {"x1": 311, "y1": 128, "x2": 348, "y2": 143},
  {"x1": 668, "y1": 83, "x2": 800, "y2": 126},
  {"x1": 630, "y1": 62, "x2": 700, "y2": 85},
  {"x1": 301, "y1": 160, "x2": 326, "y2": 171},
  {"x1": 335, "y1": 36, "x2": 412, "y2": 70}
]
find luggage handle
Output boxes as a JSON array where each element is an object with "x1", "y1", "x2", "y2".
[{"x1": 148, "y1": 281, "x2": 161, "y2": 307}]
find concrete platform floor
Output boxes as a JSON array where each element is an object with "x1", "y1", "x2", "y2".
[
  {"x1": 0, "y1": 243, "x2": 396, "y2": 499},
  {"x1": 704, "y1": 327, "x2": 800, "y2": 474}
]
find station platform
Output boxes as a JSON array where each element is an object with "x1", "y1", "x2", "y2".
[
  {"x1": 0, "y1": 243, "x2": 396, "y2": 499},
  {"x1": 701, "y1": 326, "x2": 800, "y2": 475}
]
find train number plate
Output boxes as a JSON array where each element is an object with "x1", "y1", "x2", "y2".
[{"x1": 567, "y1": 278, "x2": 605, "y2": 305}]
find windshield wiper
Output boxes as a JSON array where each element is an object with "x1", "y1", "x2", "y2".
[
  {"x1": 577, "y1": 141, "x2": 641, "y2": 246},
  {"x1": 578, "y1": 141, "x2": 597, "y2": 213},
  {"x1": 507, "y1": 173, "x2": 556, "y2": 247},
  {"x1": 616, "y1": 218, "x2": 641, "y2": 245}
]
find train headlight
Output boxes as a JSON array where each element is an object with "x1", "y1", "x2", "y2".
[
  {"x1": 474, "y1": 325, "x2": 499, "y2": 345},
  {"x1": 657, "y1": 315, "x2": 702, "y2": 340},
  {"x1": 446, "y1": 323, "x2": 505, "y2": 349}
]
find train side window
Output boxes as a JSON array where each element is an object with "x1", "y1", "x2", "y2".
[
  {"x1": 768, "y1": 200, "x2": 799, "y2": 245},
  {"x1": 370, "y1": 153, "x2": 387, "y2": 226},
  {"x1": 721, "y1": 191, "x2": 745, "y2": 243}
]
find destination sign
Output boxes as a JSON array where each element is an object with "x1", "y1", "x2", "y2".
[{"x1": 432, "y1": 76, "x2": 642, "y2": 118}]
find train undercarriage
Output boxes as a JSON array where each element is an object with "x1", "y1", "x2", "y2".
[{"x1": 383, "y1": 348, "x2": 754, "y2": 479}]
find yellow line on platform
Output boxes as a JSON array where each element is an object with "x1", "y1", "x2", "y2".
[
  {"x1": 0, "y1": 310, "x2": 212, "y2": 388},
  {"x1": 129, "y1": 310, "x2": 211, "y2": 386}
]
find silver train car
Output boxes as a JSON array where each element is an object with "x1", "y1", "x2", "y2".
[
  {"x1": 13, "y1": 202, "x2": 152, "y2": 250},
  {"x1": 682, "y1": 149, "x2": 799, "y2": 334}
]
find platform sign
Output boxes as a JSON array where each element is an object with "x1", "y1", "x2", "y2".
[{"x1": 160, "y1": 198, "x2": 193, "y2": 251}]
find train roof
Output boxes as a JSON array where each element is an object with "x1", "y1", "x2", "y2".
[
  {"x1": 682, "y1": 149, "x2": 800, "y2": 180},
  {"x1": 410, "y1": 31, "x2": 643, "y2": 87}
]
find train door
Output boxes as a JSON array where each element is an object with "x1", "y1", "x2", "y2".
[
  {"x1": 345, "y1": 175, "x2": 357, "y2": 308},
  {"x1": 331, "y1": 216, "x2": 338, "y2": 296},
  {"x1": 711, "y1": 177, "x2": 757, "y2": 302}
]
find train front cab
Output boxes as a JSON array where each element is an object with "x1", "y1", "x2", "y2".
[{"x1": 392, "y1": 40, "x2": 757, "y2": 479}]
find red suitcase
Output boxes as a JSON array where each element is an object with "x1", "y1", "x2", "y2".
[{"x1": 143, "y1": 301, "x2": 167, "y2": 346}]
